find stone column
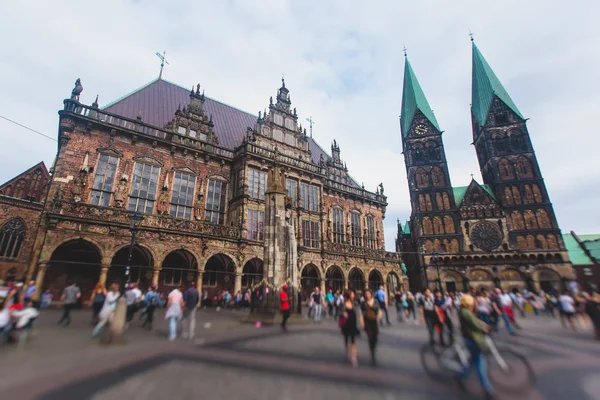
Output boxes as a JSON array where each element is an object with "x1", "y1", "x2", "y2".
[
  {"x1": 34, "y1": 262, "x2": 49, "y2": 300},
  {"x1": 196, "y1": 272, "x2": 204, "y2": 294},
  {"x1": 320, "y1": 278, "x2": 326, "y2": 293},
  {"x1": 152, "y1": 269, "x2": 161, "y2": 287},
  {"x1": 99, "y1": 258, "x2": 111, "y2": 286},
  {"x1": 234, "y1": 273, "x2": 242, "y2": 294}
]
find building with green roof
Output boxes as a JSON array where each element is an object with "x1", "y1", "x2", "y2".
[{"x1": 396, "y1": 41, "x2": 574, "y2": 292}]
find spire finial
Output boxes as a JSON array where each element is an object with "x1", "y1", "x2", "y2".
[
  {"x1": 470, "y1": 173, "x2": 475, "y2": 179},
  {"x1": 402, "y1": 45, "x2": 408, "y2": 57},
  {"x1": 281, "y1": 73, "x2": 285, "y2": 88},
  {"x1": 92, "y1": 94, "x2": 99, "y2": 108},
  {"x1": 155, "y1": 51, "x2": 169, "y2": 80},
  {"x1": 469, "y1": 29, "x2": 475, "y2": 42}
]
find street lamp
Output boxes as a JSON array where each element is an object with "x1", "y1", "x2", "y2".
[{"x1": 125, "y1": 212, "x2": 144, "y2": 287}]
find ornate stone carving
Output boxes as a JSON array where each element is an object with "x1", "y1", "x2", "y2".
[
  {"x1": 156, "y1": 188, "x2": 169, "y2": 215},
  {"x1": 113, "y1": 178, "x2": 128, "y2": 208},
  {"x1": 469, "y1": 222, "x2": 502, "y2": 251}
]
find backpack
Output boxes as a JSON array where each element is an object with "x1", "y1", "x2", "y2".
[{"x1": 150, "y1": 293, "x2": 159, "y2": 306}]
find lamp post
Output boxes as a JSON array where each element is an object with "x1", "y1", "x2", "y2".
[
  {"x1": 433, "y1": 251, "x2": 442, "y2": 294},
  {"x1": 124, "y1": 212, "x2": 144, "y2": 288}
]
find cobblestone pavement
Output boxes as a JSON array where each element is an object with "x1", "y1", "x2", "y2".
[{"x1": 1, "y1": 309, "x2": 599, "y2": 400}]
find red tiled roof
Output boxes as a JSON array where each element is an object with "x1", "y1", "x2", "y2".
[{"x1": 102, "y1": 78, "x2": 358, "y2": 187}]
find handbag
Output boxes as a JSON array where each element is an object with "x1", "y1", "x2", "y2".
[{"x1": 338, "y1": 315, "x2": 347, "y2": 328}]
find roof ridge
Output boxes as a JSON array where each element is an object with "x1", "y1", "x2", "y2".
[{"x1": 101, "y1": 78, "x2": 160, "y2": 109}]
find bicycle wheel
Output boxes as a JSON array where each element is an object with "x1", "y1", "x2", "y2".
[
  {"x1": 420, "y1": 343, "x2": 459, "y2": 381},
  {"x1": 488, "y1": 347, "x2": 535, "y2": 392}
]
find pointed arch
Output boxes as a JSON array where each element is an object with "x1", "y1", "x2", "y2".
[
  {"x1": 443, "y1": 215, "x2": 455, "y2": 234},
  {"x1": 526, "y1": 235, "x2": 535, "y2": 250},
  {"x1": 435, "y1": 192, "x2": 444, "y2": 210},
  {"x1": 524, "y1": 185, "x2": 534, "y2": 204},
  {"x1": 368, "y1": 269, "x2": 383, "y2": 291},
  {"x1": 516, "y1": 156, "x2": 533, "y2": 178},
  {"x1": 433, "y1": 216, "x2": 444, "y2": 234},
  {"x1": 504, "y1": 187, "x2": 514, "y2": 205},
  {"x1": 431, "y1": 167, "x2": 445, "y2": 187},
  {"x1": 418, "y1": 194, "x2": 426, "y2": 211},
  {"x1": 524, "y1": 210, "x2": 538, "y2": 229},
  {"x1": 536, "y1": 209, "x2": 551, "y2": 229},
  {"x1": 160, "y1": 249, "x2": 199, "y2": 289},
  {"x1": 415, "y1": 168, "x2": 429, "y2": 188},
  {"x1": 532, "y1": 184, "x2": 543, "y2": 203},
  {"x1": 511, "y1": 211, "x2": 525, "y2": 230},
  {"x1": 512, "y1": 186, "x2": 522, "y2": 204},
  {"x1": 0, "y1": 218, "x2": 26, "y2": 259},
  {"x1": 498, "y1": 159, "x2": 515, "y2": 180},
  {"x1": 535, "y1": 234, "x2": 547, "y2": 250},
  {"x1": 325, "y1": 265, "x2": 344, "y2": 292},
  {"x1": 348, "y1": 267, "x2": 365, "y2": 292},
  {"x1": 422, "y1": 217, "x2": 433, "y2": 235},
  {"x1": 442, "y1": 192, "x2": 451, "y2": 209},
  {"x1": 109, "y1": 244, "x2": 155, "y2": 290},
  {"x1": 242, "y1": 257, "x2": 264, "y2": 288},
  {"x1": 425, "y1": 194, "x2": 433, "y2": 211}
]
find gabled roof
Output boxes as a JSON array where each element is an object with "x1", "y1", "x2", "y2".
[
  {"x1": 471, "y1": 42, "x2": 524, "y2": 126},
  {"x1": 102, "y1": 78, "x2": 351, "y2": 182},
  {"x1": 452, "y1": 179, "x2": 496, "y2": 207},
  {"x1": 563, "y1": 232, "x2": 600, "y2": 265},
  {"x1": 400, "y1": 57, "x2": 441, "y2": 136},
  {"x1": 0, "y1": 161, "x2": 48, "y2": 189}
]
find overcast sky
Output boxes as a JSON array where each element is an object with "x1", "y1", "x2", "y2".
[{"x1": 1, "y1": 0, "x2": 599, "y2": 251}]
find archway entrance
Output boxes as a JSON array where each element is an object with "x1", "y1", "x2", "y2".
[
  {"x1": 108, "y1": 245, "x2": 154, "y2": 291},
  {"x1": 387, "y1": 272, "x2": 400, "y2": 294},
  {"x1": 469, "y1": 269, "x2": 494, "y2": 291},
  {"x1": 45, "y1": 239, "x2": 102, "y2": 302},
  {"x1": 242, "y1": 258, "x2": 264, "y2": 289},
  {"x1": 203, "y1": 254, "x2": 235, "y2": 299},
  {"x1": 442, "y1": 270, "x2": 463, "y2": 294},
  {"x1": 301, "y1": 264, "x2": 320, "y2": 300},
  {"x1": 537, "y1": 268, "x2": 561, "y2": 293},
  {"x1": 160, "y1": 250, "x2": 198, "y2": 292},
  {"x1": 348, "y1": 268, "x2": 365, "y2": 293},
  {"x1": 325, "y1": 265, "x2": 344, "y2": 293},
  {"x1": 368, "y1": 269, "x2": 383, "y2": 292}
]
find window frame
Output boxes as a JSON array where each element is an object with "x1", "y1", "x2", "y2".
[
  {"x1": 366, "y1": 215, "x2": 375, "y2": 249},
  {"x1": 0, "y1": 219, "x2": 25, "y2": 260},
  {"x1": 332, "y1": 208, "x2": 344, "y2": 244},
  {"x1": 248, "y1": 168, "x2": 267, "y2": 200},
  {"x1": 169, "y1": 171, "x2": 196, "y2": 220},
  {"x1": 205, "y1": 179, "x2": 227, "y2": 224},
  {"x1": 285, "y1": 178, "x2": 298, "y2": 207},
  {"x1": 128, "y1": 162, "x2": 160, "y2": 214},
  {"x1": 301, "y1": 219, "x2": 320, "y2": 248},
  {"x1": 351, "y1": 212, "x2": 362, "y2": 246},
  {"x1": 90, "y1": 153, "x2": 119, "y2": 207},
  {"x1": 247, "y1": 209, "x2": 265, "y2": 241}
]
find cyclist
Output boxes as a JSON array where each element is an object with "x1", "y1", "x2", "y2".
[{"x1": 457, "y1": 294, "x2": 494, "y2": 399}]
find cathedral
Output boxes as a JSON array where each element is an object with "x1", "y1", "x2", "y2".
[
  {"x1": 396, "y1": 41, "x2": 575, "y2": 293},
  {"x1": 0, "y1": 73, "x2": 404, "y2": 301}
]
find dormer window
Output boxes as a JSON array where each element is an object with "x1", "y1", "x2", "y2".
[
  {"x1": 177, "y1": 126, "x2": 187, "y2": 135},
  {"x1": 189, "y1": 129, "x2": 197, "y2": 138}
]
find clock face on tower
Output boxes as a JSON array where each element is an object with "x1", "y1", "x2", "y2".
[{"x1": 414, "y1": 123, "x2": 429, "y2": 136}]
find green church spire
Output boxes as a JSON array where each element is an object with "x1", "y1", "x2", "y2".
[
  {"x1": 401, "y1": 56, "x2": 441, "y2": 136},
  {"x1": 471, "y1": 42, "x2": 524, "y2": 126}
]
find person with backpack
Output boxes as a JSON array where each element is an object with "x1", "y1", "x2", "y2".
[
  {"x1": 142, "y1": 285, "x2": 160, "y2": 330},
  {"x1": 88, "y1": 282, "x2": 107, "y2": 326}
]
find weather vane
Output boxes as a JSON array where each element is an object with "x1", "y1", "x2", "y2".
[
  {"x1": 469, "y1": 29, "x2": 475, "y2": 42},
  {"x1": 305, "y1": 116, "x2": 316, "y2": 138},
  {"x1": 403, "y1": 45, "x2": 408, "y2": 57},
  {"x1": 156, "y1": 51, "x2": 169, "y2": 80}
]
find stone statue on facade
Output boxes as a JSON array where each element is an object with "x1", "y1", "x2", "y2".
[
  {"x1": 157, "y1": 188, "x2": 169, "y2": 214},
  {"x1": 72, "y1": 171, "x2": 86, "y2": 203},
  {"x1": 113, "y1": 178, "x2": 128, "y2": 208}
]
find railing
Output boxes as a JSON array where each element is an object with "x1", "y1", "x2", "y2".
[
  {"x1": 324, "y1": 241, "x2": 401, "y2": 261},
  {"x1": 62, "y1": 99, "x2": 235, "y2": 159},
  {"x1": 235, "y1": 142, "x2": 326, "y2": 175},
  {"x1": 324, "y1": 179, "x2": 385, "y2": 203},
  {"x1": 50, "y1": 200, "x2": 241, "y2": 240}
]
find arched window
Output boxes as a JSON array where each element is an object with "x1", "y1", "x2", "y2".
[
  {"x1": 508, "y1": 130, "x2": 526, "y2": 151},
  {"x1": 512, "y1": 186, "x2": 522, "y2": 204},
  {"x1": 431, "y1": 167, "x2": 445, "y2": 187},
  {"x1": 443, "y1": 216, "x2": 455, "y2": 234},
  {"x1": 412, "y1": 145, "x2": 425, "y2": 163},
  {"x1": 524, "y1": 185, "x2": 534, "y2": 204},
  {"x1": 511, "y1": 211, "x2": 525, "y2": 230},
  {"x1": 415, "y1": 168, "x2": 429, "y2": 188},
  {"x1": 546, "y1": 234, "x2": 558, "y2": 249},
  {"x1": 0, "y1": 219, "x2": 26, "y2": 259},
  {"x1": 536, "y1": 209, "x2": 551, "y2": 229},
  {"x1": 433, "y1": 217, "x2": 444, "y2": 234},
  {"x1": 516, "y1": 157, "x2": 533, "y2": 179},
  {"x1": 498, "y1": 159, "x2": 515, "y2": 180},
  {"x1": 425, "y1": 194, "x2": 433, "y2": 211},
  {"x1": 13, "y1": 180, "x2": 26, "y2": 199},
  {"x1": 422, "y1": 217, "x2": 433, "y2": 235},
  {"x1": 418, "y1": 195, "x2": 426, "y2": 211},
  {"x1": 535, "y1": 234, "x2": 547, "y2": 249},
  {"x1": 435, "y1": 193, "x2": 444, "y2": 210},
  {"x1": 532, "y1": 184, "x2": 543, "y2": 203},
  {"x1": 524, "y1": 210, "x2": 538, "y2": 229},
  {"x1": 526, "y1": 235, "x2": 535, "y2": 250},
  {"x1": 504, "y1": 187, "x2": 514, "y2": 205},
  {"x1": 425, "y1": 141, "x2": 440, "y2": 161},
  {"x1": 442, "y1": 193, "x2": 451, "y2": 209}
]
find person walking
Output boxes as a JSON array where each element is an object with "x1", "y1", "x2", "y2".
[
  {"x1": 58, "y1": 281, "x2": 81, "y2": 326},
  {"x1": 311, "y1": 287, "x2": 323, "y2": 323},
  {"x1": 375, "y1": 286, "x2": 391, "y2": 326},
  {"x1": 326, "y1": 289, "x2": 334, "y2": 318},
  {"x1": 362, "y1": 289, "x2": 382, "y2": 366},
  {"x1": 183, "y1": 282, "x2": 199, "y2": 339},
  {"x1": 165, "y1": 285, "x2": 185, "y2": 341},
  {"x1": 88, "y1": 282, "x2": 107, "y2": 326},
  {"x1": 280, "y1": 284, "x2": 291, "y2": 332},
  {"x1": 23, "y1": 281, "x2": 37, "y2": 305},
  {"x1": 394, "y1": 291, "x2": 404, "y2": 322},
  {"x1": 476, "y1": 288, "x2": 492, "y2": 325},
  {"x1": 92, "y1": 283, "x2": 120, "y2": 338},
  {"x1": 559, "y1": 291, "x2": 577, "y2": 330},
  {"x1": 142, "y1": 285, "x2": 160, "y2": 330},
  {"x1": 125, "y1": 284, "x2": 142, "y2": 325},
  {"x1": 419, "y1": 288, "x2": 443, "y2": 346},
  {"x1": 339, "y1": 290, "x2": 361, "y2": 368},
  {"x1": 434, "y1": 289, "x2": 454, "y2": 345},
  {"x1": 583, "y1": 292, "x2": 600, "y2": 340},
  {"x1": 406, "y1": 292, "x2": 417, "y2": 324},
  {"x1": 457, "y1": 294, "x2": 495, "y2": 399}
]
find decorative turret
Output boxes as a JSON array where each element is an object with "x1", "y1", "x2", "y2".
[{"x1": 331, "y1": 139, "x2": 341, "y2": 162}]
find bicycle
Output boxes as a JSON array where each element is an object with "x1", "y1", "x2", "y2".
[{"x1": 420, "y1": 336, "x2": 535, "y2": 393}]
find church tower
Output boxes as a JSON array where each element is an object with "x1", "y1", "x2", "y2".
[
  {"x1": 401, "y1": 56, "x2": 461, "y2": 259},
  {"x1": 471, "y1": 41, "x2": 565, "y2": 253}
]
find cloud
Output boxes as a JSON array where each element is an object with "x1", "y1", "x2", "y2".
[{"x1": 1, "y1": 0, "x2": 599, "y2": 251}]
